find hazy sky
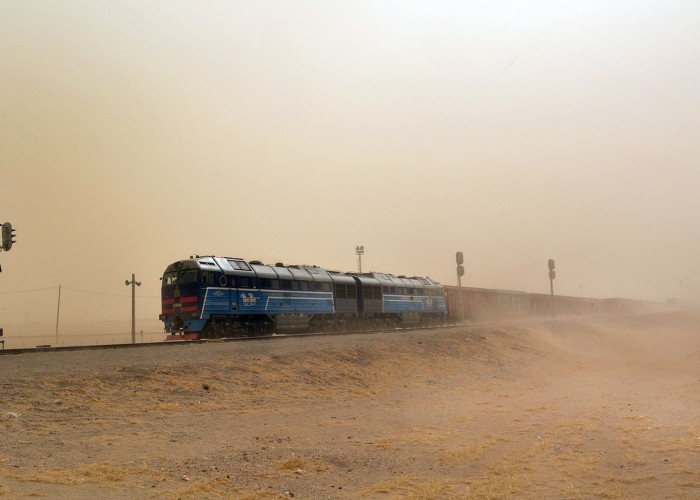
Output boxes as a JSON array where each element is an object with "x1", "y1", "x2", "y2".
[{"x1": 1, "y1": 1, "x2": 698, "y2": 332}]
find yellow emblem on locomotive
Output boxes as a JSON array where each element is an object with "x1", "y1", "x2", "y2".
[{"x1": 241, "y1": 292, "x2": 258, "y2": 305}]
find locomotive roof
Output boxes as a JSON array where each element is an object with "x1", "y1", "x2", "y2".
[
  {"x1": 328, "y1": 272, "x2": 355, "y2": 284},
  {"x1": 167, "y1": 257, "x2": 440, "y2": 287},
  {"x1": 367, "y1": 272, "x2": 440, "y2": 289}
]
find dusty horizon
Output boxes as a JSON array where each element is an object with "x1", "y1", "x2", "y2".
[{"x1": 1, "y1": 1, "x2": 698, "y2": 333}]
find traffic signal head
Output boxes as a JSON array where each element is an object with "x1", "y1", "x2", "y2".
[{"x1": 1, "y1": 222, "x2": 16, "y2": 252}]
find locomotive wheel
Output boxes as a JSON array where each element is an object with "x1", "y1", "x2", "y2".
[{"x1": 308, "y1": 317, "x2": 323, "y2": 333}]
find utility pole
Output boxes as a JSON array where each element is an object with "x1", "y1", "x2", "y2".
[
  {"x1": 125, "y1": 274, "x2": 142, "y2": 344},
  {"x1": 355, "y1": 246, "x2": 364, "y2": 273},
  {"x1": 55, "y1": 284, "x2": 61, "y2": 345}
]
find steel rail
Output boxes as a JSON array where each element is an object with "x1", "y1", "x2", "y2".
[{"x1": 0, "y1": 323, "x2": 461, "y2": 356}]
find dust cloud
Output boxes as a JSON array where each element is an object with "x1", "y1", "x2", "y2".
[{"x1": 1, "y1": 311, "x2": 698, "y2": 497}]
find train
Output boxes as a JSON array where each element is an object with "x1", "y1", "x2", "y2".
[
  {"x1": 160, "y1": 255, "x2": 665, "y2": 340},
  {"x1": 160, "y1": 256, "x2": 447, "y2": 340},
  {"x1": 442, "y1": 286, "x2": 665, "y2": 321}
]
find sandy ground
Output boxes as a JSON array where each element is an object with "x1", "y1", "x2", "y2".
[{"x1": 1, "y1": 312, "x2": 699, "y2": 499}]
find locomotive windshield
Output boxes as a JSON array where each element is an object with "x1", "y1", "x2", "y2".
[{"x1": 163, "y1": 269, "x2": 198, "y2": 286}]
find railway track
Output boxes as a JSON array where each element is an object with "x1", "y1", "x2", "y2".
[
  {"x1": 3, "y1": 313, "x2": 642, "y2": 356},
  {"x1": 0, "y1": 323, "x2": 462, "y2": 356}
]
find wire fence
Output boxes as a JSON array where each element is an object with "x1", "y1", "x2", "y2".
[
  {"x1": 0, "y1": 285, "x2": 165, "y2": 349},
  {"x1": 0, "y1": 286, "x2": 160, "y2": 299}
]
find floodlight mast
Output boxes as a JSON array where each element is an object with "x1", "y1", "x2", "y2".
[{"x1": 355, "y1": 245, "x2": 364, "y2": 273}]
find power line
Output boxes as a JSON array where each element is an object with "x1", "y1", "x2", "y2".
[
  {"x1": 0, "y1": 286, "x2": 160, "y2": 299},
  {"x1": 0, "y1": 286, "x2": 58, "y2": 295},
  {"x1": 62, "y1": 286, "x2": 133, "y2": 298},
  {"x1": 62, "y1": 287, "x2": 161, "y2": 299}
]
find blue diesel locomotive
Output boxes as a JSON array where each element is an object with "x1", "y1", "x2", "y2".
[{"x1": 160, "y1": 256, "x2": 447, "y2": 340}]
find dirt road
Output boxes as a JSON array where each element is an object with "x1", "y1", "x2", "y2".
[{"x1": 1, "y1": 312, "x2": 699, "y2": 498}]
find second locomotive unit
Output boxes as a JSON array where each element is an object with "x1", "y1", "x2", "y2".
[{"x1": 161, "y1": 256, "x2": 447, "y2": 340}]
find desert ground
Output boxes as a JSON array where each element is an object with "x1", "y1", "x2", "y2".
[{"x1": 1, "y1": 312, "x2": 699, "y2": 499}]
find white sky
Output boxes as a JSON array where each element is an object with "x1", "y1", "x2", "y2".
[{"x1": 1, "y1": 1, "x2": 698, "y2": 334}]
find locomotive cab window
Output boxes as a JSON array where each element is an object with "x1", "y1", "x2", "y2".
[
  {"x1": 182, "y1": 270, "x2": 198, "y2": 284},
  {"x1": 164, "y1": 269, "x2": 198, "y2": 286}
]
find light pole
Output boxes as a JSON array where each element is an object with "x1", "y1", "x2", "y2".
[
  {"x1": 355, "y1": 245, "x2": 364, "y2": 273},
  {"x1": 684, "y1": 278, "x2": 696, "y2": 305},
  {"x1": 674, "y1": 278, "x2": 685, "y2": 302},
  {"x1": 125, "y1": 274, "x2": 141, "y2": 344},
  {"x1": 674, "y1": 277, "x2": 695, "y2": 304}
]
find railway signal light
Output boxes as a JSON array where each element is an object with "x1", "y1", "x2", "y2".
[
  {"x1": 456, "y1": 251, "x2": 465, "y2": 322},
  {"x1": 548, "y1": 258, "x2": 556, "y2": 296},
  {"x1": 1, "y1": 222, "x2": 16, "y2": 252}
]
